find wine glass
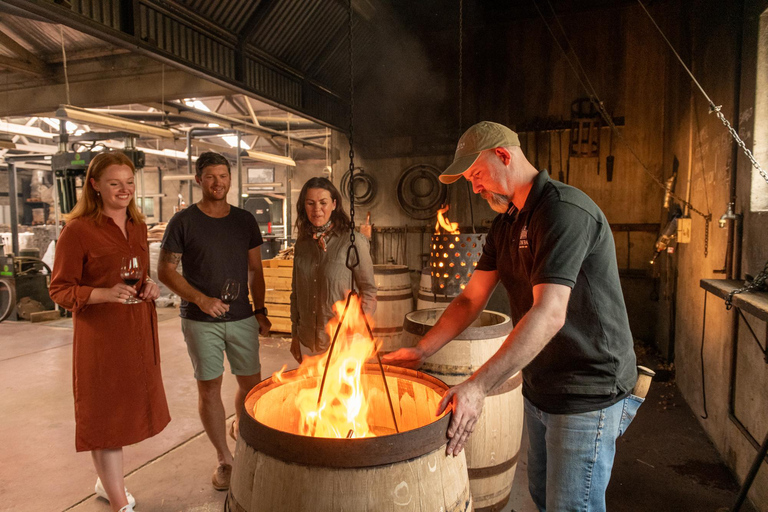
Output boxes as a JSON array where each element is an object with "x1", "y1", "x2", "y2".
[
  {"x1": 219, "y1": 279, "x2": 240, "y2": 319},
  {"x1": 120, "y1": 256, "x2": 143, "y2": 304}
]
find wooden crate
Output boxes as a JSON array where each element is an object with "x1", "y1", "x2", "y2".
[{"x1": 263, "y1": 259, "x2": 294, "y2": 334}]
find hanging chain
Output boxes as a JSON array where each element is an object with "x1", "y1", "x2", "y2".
[
  {"x1": 347, "y1": 0, "x2": 355, "y2": 248},
  {"x1": 704, "y1": 217, "x2": 709, "y2": 257},
  {"x1": 345, "y1": 0, "x2": 359, "y2": 292},
  {"x1": 636, "y1": 0, "x2": 768, "y2": 185},
  {"x1": 710, "y1": 105, "x2": 768, "y2": 184},
  {"x1": 726, "y1": 260, "x2": 768, "y2": 310}
]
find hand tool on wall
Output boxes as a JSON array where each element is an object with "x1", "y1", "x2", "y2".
[
  {"x1": 547, "y1": 130, "x2": 553, "y2": 175},
  {"x1": 558, "y1": 129, "x2": 565, "y2": 182},
  {"x1": 606, "y1": 128, "x2": 615, "y2": 182}
]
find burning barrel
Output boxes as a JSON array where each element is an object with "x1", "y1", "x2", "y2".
[
  {"x1": 228, "y1": 364, "x2": 472, "y2": 512},
  {"x1": 371, "y1": 264, "x2": 414, "y2": 352},
  {"x1": 403, "y1": 309, "x2": 523, "y2": 512}
]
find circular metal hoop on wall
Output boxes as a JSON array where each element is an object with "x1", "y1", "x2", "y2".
[
  {"x1": 340, "y1": 167, "x2": 377, "y2": 206},
  {"x1": 396, "y1": 164, "x2": 448, "y2": 220}
]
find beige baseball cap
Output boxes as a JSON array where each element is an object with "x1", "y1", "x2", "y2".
[{"x1": 440, "y1": 121, "x2": 521, "y2": 184}]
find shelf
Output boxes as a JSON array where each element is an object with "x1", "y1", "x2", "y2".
[{"x1": 700, "y1": 279, "x2": 768, "y2": 322}]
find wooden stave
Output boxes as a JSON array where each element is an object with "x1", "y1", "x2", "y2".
[{"x1": 228, "y1": 442, "x2": 473, "y2": 512}]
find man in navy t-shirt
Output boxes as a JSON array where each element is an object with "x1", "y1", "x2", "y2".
[
  {"x1": 384, "y1": 122, "x2": 640, "y2": 512},
  {"x1": 158, "y1": 151, "x2": 271, "y2": 492}
]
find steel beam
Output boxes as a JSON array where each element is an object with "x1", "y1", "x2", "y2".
[
  {"x1": 0, "y1": 56, "x2": 231, "y2": 117},
  {"x1": 4, "y1": 0, "x2": 348, "y2": 129}
]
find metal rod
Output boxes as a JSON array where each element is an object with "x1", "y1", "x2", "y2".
[
  {"x1": 361, "y1": 309, "x2": 399, "y2": 434},
  {"x1": 236, "y1": 131, "x2": 242, "y2": 204},
  {"x1": 731, "y1": 428, "x2": 768, "y2": 512},
  {"x1": 316, "y1": 291, "x2": 356, "y2": 406},
  {"x1": 8, "y1": 162, "x2": 19, "y2": 256}
]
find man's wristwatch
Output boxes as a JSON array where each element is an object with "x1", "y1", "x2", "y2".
[{"x1": 254, "y1": 307, "x2": 268, "y2": 316}]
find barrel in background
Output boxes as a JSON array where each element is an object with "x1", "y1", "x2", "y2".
[
  {"x1": 417, "y1": 267, "x2": 455, "y2": 310},
  {"x1": 371, "y1": 264, "x2": 414, "y2": 352}
]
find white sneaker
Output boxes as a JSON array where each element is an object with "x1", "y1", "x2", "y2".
[{"x1": 95, "y1": 477, "x2": 136, "y2": 508}]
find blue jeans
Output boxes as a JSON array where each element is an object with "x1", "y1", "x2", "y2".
[{"x1": 525, "y1": 394, "x2": 644, "y2": 512}]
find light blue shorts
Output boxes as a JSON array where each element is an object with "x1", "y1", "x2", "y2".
[{"x1": 181, "y1": 316, "x2": 261, "y2": 381}]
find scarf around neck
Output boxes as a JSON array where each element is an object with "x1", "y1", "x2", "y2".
[{"x1": 311, "y1": 219, "x2": 334, "y2": 251}]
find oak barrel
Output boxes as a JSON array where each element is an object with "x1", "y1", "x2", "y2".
[
  {"x1": 417, "y1": 268, "x2": 456, "y2": 310},
  {"x1": 371, "y1": 265, "x2": 414, "y2": 352},
  {"x1": 228, "y1": 365, "x2": 472, "y2": 512},
  {"x1": 403, "y1": 308, "x2": 523, "y2": 512}
]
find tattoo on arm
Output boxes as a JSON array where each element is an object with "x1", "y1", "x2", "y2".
[{"x1": 159, "y1": 249, "x2": 182, "y2": 266}]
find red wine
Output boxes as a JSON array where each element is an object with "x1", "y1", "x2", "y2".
[
  {"x1": 222, "y1": 297, "x2": 236, "y2": 304},
  {"x1": 123, "y1": 278, "x2": 140, "y2": 286}
]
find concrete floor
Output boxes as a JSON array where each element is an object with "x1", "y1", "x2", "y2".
[{"x1": 0, "y1": 310, "x2": 757, "y2": 512}]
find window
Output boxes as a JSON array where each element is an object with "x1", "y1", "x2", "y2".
[{"x1": 751, "y1": 9, "x2": 768, "y2": 211}]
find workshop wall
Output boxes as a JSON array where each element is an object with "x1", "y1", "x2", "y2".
[{"x1": 668, "y1": 0, "x2": 768, "y2": 508}]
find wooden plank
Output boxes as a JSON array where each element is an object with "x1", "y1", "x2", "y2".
[
  {"x1": 266, "y1": 290, "x2": 291, "y2": 304},
  {"x1": 270, "y1": 317, "x2": 292, "y2": 333},
  {"x1": 700, "y1": 279, "x2": 768, "y2": 323},
  {"x1": 265, "y1": 303, "x2": 291, "y2": 317},
  {"x1": 264, "y1": 267, "x2": 293, "y2": 278},
  {"x1": 263, "y1": 259, "x2": 294, "y2": 268},
  {"x1": 265, "y1": 277, "x2": 292, "y2": 291}
]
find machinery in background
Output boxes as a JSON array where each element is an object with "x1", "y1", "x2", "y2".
[
  {"x1": 243, "y1": 195, "x2": 284, "y2": 260},
  {"x1": 52, "y1": 135, "x2": 145, "y2": 214},
  {"x1": 0, "y1": 248, "x2": 55, "y2": 322}
]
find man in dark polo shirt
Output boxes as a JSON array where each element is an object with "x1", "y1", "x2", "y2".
[{"x1": 383, "y1": 121, "x2": 640, "y2": 512}]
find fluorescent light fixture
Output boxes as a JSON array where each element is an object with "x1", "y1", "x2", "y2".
[
  {"x1": 40, "y1": 117, "x2": 78, "y2": 133},
  {"x1": 244, "y1": 183, "x2": 282, "y2": 188},
  {"x1": 0, "y1": 121, "x2": 54, "y2": 139},
  {"x1": 55, "y1": 105, "x2": 175, "y2": 139},
  {"x1": 137, "y1": 147, "x2": 196, "y2": 161},
  {"x1": 162, "y1": 175, "x2": 196, "y2": 181},
  {"x1": 240, "y1": 149, "x2": 295, "y2": 167},
  {"x1": 222, "y1": 135, "x2": 250, "y2": 149},
  {"x1": 184, "y1": 99, "x2": 211, "y2": 112}
]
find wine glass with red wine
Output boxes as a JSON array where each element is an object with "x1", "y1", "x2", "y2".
[
  {"x1": 120, "y1": 256, "x2": 143, "y2": 304},
  {"x1": 219, "y1": 279, "x2": 240, "y2": 319}
]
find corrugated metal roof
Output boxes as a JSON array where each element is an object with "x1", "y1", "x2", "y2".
[
  {"x1": 0, "y1": 15, "x2": 107, "y2": 60},
  {"x1": 176, "y1": 0, "x2": 262, "y2": 34}
]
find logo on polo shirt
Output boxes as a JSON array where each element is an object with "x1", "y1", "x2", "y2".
[{"x1": 519, "y1": 226, "x2": 529, "y2": 249}]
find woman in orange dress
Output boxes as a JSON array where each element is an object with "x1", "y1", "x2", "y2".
[{"x1": 50, "y1": 151, "x2": 170, "y2": 512}]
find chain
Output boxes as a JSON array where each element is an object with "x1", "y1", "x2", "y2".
[
  {"x1": 347, "y1": 0, "x2": 355, "y2": 248},
  {"x1": 346, "y1": 0, "x2": 357, "y2": 290},
  {"x1": 704, "y1": 217, "x2": 709, "y2": 257},
  {"x1": 726, "y1": 260, "x2": 768, "y2": 310},
  {"x1": 710, "y1": 105, "x2": 768, "y2": 184},
  {"x1": 636, "y1": 1, "x2": 768, "y2": 185}
]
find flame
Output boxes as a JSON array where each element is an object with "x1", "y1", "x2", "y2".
[
  {"x1": 269, "y1": 292, "x2": 378, "y2": 438},
  {"x1": 435, "y1": 205, "x2": 460, "y2": 234}
]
